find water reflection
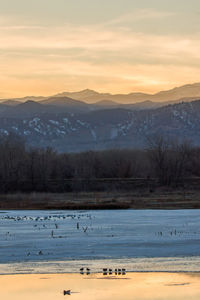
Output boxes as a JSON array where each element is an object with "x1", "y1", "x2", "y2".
[{"x1": 0, "y1": 272, "x2": 200, "y2": 300}]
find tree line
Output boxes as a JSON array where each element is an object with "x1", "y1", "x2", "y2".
[{"x1": 0, "y1": 134, "x2": 198, "y2": 193}]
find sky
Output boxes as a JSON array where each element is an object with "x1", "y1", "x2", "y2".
[{"x1": 0, "y1": 0, "x2": 200, "y2": 98}]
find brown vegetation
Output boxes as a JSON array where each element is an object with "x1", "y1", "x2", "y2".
[{"x1": 0, "y1": 188, "x2": 200, "y2": 209}]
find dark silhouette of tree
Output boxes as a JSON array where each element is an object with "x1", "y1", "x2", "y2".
[{"x1": 0, "y1": 133, "x2": 195, "y2": 193}]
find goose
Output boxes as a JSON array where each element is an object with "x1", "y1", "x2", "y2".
[{"x1": 63, "y1": 290, "x2": 71, "y2": 295}]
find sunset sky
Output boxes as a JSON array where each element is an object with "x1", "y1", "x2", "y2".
[{"x1": 1, "y1": 0, "x2": 200, "y2": 98}]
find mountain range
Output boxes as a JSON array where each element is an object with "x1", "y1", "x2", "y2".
[
  {"x1": 0, "y1": 83, "x2": 200, "y2": 151},
  {"x1": 52, "y1": 83, "x2": 200, "y2": 103},
  {"x1": 2, "y1": 82, "x2": 200, "y2": 106}
]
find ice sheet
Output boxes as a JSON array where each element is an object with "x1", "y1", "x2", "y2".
[{"x1": 0, "y1": 209, "x2": 200, "y2": 273}]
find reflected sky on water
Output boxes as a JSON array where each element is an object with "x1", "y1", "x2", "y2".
[{"x1": 1, "y1": 272, "x2": 200, "y2": 300}]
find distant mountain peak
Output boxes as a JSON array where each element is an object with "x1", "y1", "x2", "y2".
[
  {"x1": 19, "y1": 100, "x2": 42, "y2": 107},
  {"x1": 40, "y1": 96, "x2": 88, "y2": 107},
  {"x1": 80, "y1": 88, "x2": 97, "y2": 93}
]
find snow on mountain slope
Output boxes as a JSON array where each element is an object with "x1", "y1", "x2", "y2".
[{"x1": 0, "y1": 100, "x2": 200, "y2": 151}]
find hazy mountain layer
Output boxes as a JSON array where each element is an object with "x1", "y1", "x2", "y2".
[
  {"x1": 53, "y1": 83, "x2": 200, "y2": 103},
  {"x1": 2, "y1": 82, "x2": 200, "y2": 105}
]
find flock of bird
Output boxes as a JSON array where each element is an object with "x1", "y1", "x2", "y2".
[
  {"x1": 79, "y1": 267, "x2": 126, "y2": 275},
  {"x1": 0, "y1": 213, "x2": 92, "y2": 222}
]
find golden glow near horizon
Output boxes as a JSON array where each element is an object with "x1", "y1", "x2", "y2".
[
  {"x1": 1, "y1": 273, "x2": 200, "y2": 300},
  {"x1": 0, "y1": 0, "x2": 200, "y2": 98}
]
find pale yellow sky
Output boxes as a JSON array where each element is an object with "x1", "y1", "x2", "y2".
[{"x1": 0, "y1": 0, "x2": 200, "y2": 98}]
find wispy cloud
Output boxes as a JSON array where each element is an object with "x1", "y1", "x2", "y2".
[
  {"x1": 0, "y1": 21, "x2": 199, "y2": 63},
  {"x1": 104, "y1": 9, "x2": 176, "y2": 26},
  {"x1": 0, "y1": 11, "x2": 200, "y2": 97},
  {"x1": 0, "y1": 25, "x2": 46, "y2": 30}
]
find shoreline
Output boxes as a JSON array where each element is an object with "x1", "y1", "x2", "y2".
[{"x1": 1, "y1": 257, "x2": 200, "y2": 275}]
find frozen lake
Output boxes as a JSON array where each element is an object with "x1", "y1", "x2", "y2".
[{"x1": 0, "y1": 209, "x2": 200, "y2": 264}]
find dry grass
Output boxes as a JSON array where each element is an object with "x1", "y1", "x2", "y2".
[{"x1": 0, "y1": 188, "x2": 200, "y2": 210}]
